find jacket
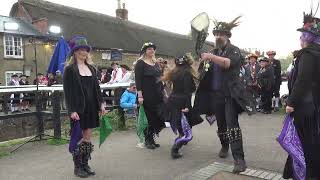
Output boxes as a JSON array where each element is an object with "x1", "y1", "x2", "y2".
[
  {"x1": 194, "y1": 43, "x2": 256, "y2": 115},
  {"x1": 120, "y1": 90, "x2": 137, "y2": 109},
  {"x1": 257, "y1": 65, "x2": 274, "y2": 91},
  {"x1": 63, "y1": 63, "x2": 102, "y2": 114},
  {"x1": 270, "y1": 59, "x2": 282, "y2": 85}
]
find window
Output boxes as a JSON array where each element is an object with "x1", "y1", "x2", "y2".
[
  {"x1": 5, "y1": 71, "x2": 23, "y2": 86},
  {"x1": 4, "y1": 35, "x2": 23, "y2": 58}
]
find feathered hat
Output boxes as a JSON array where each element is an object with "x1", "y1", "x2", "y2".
[
  {"x1": 212, "y1": 16, "x2": 241, "y2": 37},
  {"x1": 297, "y1": 1, "x2": 320, "y2": 36}
]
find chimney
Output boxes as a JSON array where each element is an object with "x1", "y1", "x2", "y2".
[
  {"x1": 116, "y1": 1, "x2": 128, "y2": 20},
  {"x1": 14, "y1": 0, "x2": 32, "y2": 22},
  {"x1": 32, "y1": 18, "x2": 49, "y2": 34}
]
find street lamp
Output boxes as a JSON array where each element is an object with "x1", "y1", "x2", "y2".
[{"x1": 49, "y1": 25, "x2": 61, "y2": 34}]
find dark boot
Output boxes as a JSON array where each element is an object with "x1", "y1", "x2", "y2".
[
  {"x1": 144, "y1": 128, "x2": 156, "y2": 149},
  {"x1": 82, "y1": 142, "x2": 95, "y2": 176},
  {"x1": 219, "y1": 144, "x2": 229, "y2": 158},
  {"x1": 73, "y1": 147, "x2": 90, "y2": 178},
  {"x1": 232, "y1": 159, "x2": 247, "y2": 174},
  {"x1": 151, "y1": 136, "x2": 160, "y2": 148},
  {"x1": 171, "y1": 143, "x2": 183, "y2": 159},
  {"x1": 217, "y1": 132, "x2": 229, "y2": 158}
]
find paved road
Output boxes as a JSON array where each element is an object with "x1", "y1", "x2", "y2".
[{"x1": 0, "y1": 112, "x2": 287, "y2": 180}]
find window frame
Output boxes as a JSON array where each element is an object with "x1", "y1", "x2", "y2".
[
  {"x1": 5, "y1": 71, "x2": 23, "y2": 86},
  {"x1": 3, "y1": 34, "x2": 24, "y2": 59}
]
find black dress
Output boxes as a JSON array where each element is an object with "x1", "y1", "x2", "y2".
[
  {"x1": 78, "y1": 76, "x2": 99, "y2": 129},
  {"x1": 163, "y1": 69, "x2": 201, "y2": 135},
  {"x1": 283, "y1": 44, "x2": 320, "y2": 179},
  {"x1": 135, "y1": 60, "x2": 165, "y2": 134}
]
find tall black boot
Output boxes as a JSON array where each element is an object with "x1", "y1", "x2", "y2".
[
  {"x1": 144, "y1": 129, "x2": 155, "y2": 149},
  {"x1": 73, "y1": 144, "x2": 90, "y2": 178},
  {"x1": 81, "y1": 142, "x2": 95, "y2": 176},
  {"x1": 150, "y1": 135, "x2": 160, "y2": 148},
  {"x1": 217, "y1": 131, "x2": 229, "y2": 158},
  {"x1": 232, "y1": 159, "x2": 247, "y2": 174},
  {"x1": 171, "y1": 143, "x2": 183, "y2": 159}
]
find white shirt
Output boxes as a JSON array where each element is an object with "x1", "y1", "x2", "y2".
[
  {"x1": 109, "y1": 67, "x2": 123, "y2": 83},
  {"x1": 119, "y1": 71, "x2": 133, "y2": 83}
]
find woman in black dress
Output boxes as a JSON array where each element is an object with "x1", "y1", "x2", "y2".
[
  {"x1": 162, "y1": 53, "x2": 200, "y2": 159},
  {"x1": 282, "y1": 12, "x2": 320, "y2": 179},
  {"x1": 135, "y1": 42, "x2": 165, "y2": 149},
  {"x1": 63, "y1": 36, "x2": 106, "y2": 178}
]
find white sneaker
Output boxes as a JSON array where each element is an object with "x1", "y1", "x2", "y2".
[
  {"x1": 136, "y1": 142, "x2": 145, "y2": 148},
  {"x1": 165, "y1": 122, "x2": 171, "y2": 127}
]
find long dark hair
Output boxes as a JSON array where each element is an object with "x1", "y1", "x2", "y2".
[{"x1": 162, "y1": 53, "x2": 197, "y2": 83}]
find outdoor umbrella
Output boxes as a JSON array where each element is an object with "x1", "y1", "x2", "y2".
[{"x1": 47, "y1": 36, "x2": 70, "y2": 74}]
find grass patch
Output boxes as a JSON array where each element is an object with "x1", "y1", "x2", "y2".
[
  {"x1": 47, "y1": 138, "x2": 69, "y2": 146},
  {"x1": 0, "y1": 151, "x2": 10, "y2": 158},
  {"x1": 0, "y1": 138, "x2": 26, "y2": 148}
]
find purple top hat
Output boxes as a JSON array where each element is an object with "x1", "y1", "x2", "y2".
[{"x1": 68, "y1": 36, "x2": 91, "y2": 56}]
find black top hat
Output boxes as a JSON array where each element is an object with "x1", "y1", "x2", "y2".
[
  {"x1": 175, "y1": 55, "x2": 188, "y2": 65},
  {"x1": 11, "y1": 74, "x2": 18, "y2": 78},
  {"x1": 258, "y1": 57, "x2": 269, "y2": 63}
]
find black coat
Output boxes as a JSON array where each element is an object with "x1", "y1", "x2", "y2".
[
  {"x1": 63, "y1": 63, "x2": 102, "y2": 114},
  {"x1": 257, "y1": 65, "x2": 274, "y2": 91},
  {"x1": 270, "y1": 59, "x2": 282, "y2": 86},
  {"x1": 194, "y1": 43, "x2": 256, "y2": 116},
  {"x1": 287, "y1": 44, "x2": 320, "y2": 111}
]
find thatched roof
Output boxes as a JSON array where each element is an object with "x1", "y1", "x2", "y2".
[{"x1": 10, "y1": 0, "x2": 213, "y2": 56}]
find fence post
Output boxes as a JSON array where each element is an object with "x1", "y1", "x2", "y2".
[
  {"x1": 3, "y1": 94, "x2": 9, "y2": 114},
  {"x1": 114, "y1": 88, "x2": 125, "y2": 129},
  {"x1": 52, "y1": 91, "x2": 61, "y2": 139}
]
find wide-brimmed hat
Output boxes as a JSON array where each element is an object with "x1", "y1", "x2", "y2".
[
  {"x1": 68, "y1": 36, "x2": 91, "y2": 56},
  {"x1": 247, "y1": 53, "x2": 258, "y2": 59},
  {"x1": 212, "y1": 16, "x2": 241, "y2": 38},
  {"x1": 140, "y1": 42, "x2": 156, "y2": 55}
]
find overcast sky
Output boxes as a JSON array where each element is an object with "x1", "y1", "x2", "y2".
[{"x1": 1, "y1": 0, "x2": 312, "y2": 57}]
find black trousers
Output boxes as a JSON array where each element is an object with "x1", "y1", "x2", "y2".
[
  {"x1": 212, "y1": 92, "x2": 245, "y2": 161},
  {"x1": 261, "y1": 89, "x2": 273, "y2": 112},
  {"x1": 272, "y1": 83, "x2": 281, "y2": 98}
]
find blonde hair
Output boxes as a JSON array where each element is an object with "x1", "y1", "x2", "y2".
[
  {"x1": 65, "y1": 51, "x2": 93, "y2": 67},
  {"x1": 139, "y1": 52, "x2": 157, "y2": 63}
]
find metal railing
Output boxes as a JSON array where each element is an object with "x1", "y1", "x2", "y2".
[{"x1": 0, "y1": 83, "x2": 130, "y2": 141}]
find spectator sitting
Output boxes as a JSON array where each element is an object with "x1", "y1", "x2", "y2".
[
  {"x1": 119, "y1": 64, "x2": 133, "y2": 83},
  {"x1": 120, "y1": 83, "x2": 137, "y2": 113}
]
